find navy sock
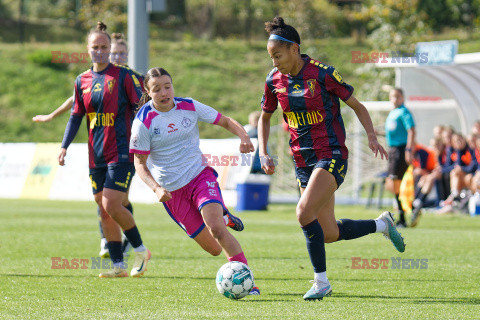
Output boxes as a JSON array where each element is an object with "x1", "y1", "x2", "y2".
[
  {"x1": 123, "y1": 225, "x2": 143, "y2": 248},
  {"x1": 336, "y1": 219, "x2": 376, "y2": 240},
  {"x1": 97, "y1": 207, "x2": 105, "y2": 238},
  {"x1": 301, "y1": 220, "x2": 326, "y2": 273},
  {"x1": 124, "y1": 203, "x2": 133, "y2": 215},
  {"x1": 107, "y1": 241, "x2": 123, "y2": 264}
]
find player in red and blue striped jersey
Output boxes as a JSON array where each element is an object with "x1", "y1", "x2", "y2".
[
  {"x1": 258, "y1": 17, "x2": 404, "y2": 300},
  {"x1": 58, "y1": 22, "x2": 150, "y2": 278},
  {"x1": 33, "y1": 32, "x2": 142, "y2": 258}
]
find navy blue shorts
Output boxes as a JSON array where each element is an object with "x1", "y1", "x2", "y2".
[
  {"x1": 295, "y1": 158, "x2": 348, "y2": 189},
  {"x1": 89, "y1": 162, "x2": 135, "y2": 194}
]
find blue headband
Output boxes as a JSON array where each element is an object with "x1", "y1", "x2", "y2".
[{"x1": 268, "y1": 34, "x2": 298, "y2": 45}]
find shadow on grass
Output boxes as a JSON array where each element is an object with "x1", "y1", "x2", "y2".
[
  {"x1": 0, "y1": 273, "x2": 88, "y2": 278},
  {"x1": 267, "y1": 292, "x2": 480, "y2": 305}
]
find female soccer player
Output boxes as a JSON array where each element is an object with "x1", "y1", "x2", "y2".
[
  {"x1": 130, "y1": 67, "x2": 260, "y2": 295},
  {"x1": 35, "y1": 32, "x2": 140, "y2": 258},
  {"x1": 58, "y1": 22, "x2": 150, "y2": 278},
  {"x1": 258, "y1": 17, "x2": 405, "y2": 300}
]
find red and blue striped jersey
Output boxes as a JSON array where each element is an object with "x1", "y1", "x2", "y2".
[
  {"x1": 261, "y1": 55, "x2": 354, "y2": 167},
  {"x1": 72, "y1": 63, "x2": 144, "y2": 168}
]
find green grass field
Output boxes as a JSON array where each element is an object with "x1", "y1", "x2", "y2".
[{"x1": 1, "y1": 199, "x2": 479, "y2": 319}]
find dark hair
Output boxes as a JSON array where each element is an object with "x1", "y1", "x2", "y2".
[
  {"x1": 111, "y1": 32, "x2": 128, "y2": 50},
  {"x1": 87, "y1": 21, "x2": 111, "y2": 43},
  {"x1": 138, "y1": 67, "x2": 172, "y2": 107},
  {"x1": 392, "y1": 87, "x2": 404, "y2": 97},
  {"x1": 265, "y1": 16, "x2": 301, "y2": 48}
]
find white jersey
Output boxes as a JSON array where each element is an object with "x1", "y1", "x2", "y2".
[{"x1": 130, "y1": 97, "x2": 221, "y2": 191}]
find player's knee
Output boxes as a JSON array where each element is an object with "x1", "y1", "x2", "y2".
[
  {"x1": 295, "y1": 203, "x2": 312, "y2": 225},
  {"x1": 324, "y1": 231, "x2": 339, "y2": 243},
  {"x1": 207, "y1": 223, "x2": 226, "y2": 240}
]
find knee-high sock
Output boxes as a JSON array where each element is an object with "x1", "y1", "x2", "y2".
[
  {"x1": 336, "y1": 219, "x2": 376, "y2": 241},
  {"x1": 107, "y1": 241, "x2": 123, "y2": 264},
  {"x1": 301, "y1": 220, "x2": 326, "y2": 273},
  {"x1": 123, "y1": 226, "x2": 143, "y2": 248},
  {"x1": 228, "y1": 252, "x2": 248, "y2": 265}
]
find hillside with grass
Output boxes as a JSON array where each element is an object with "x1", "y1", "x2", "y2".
[{"x1": 1, "y1": 34, "x2": 479, "y2": 142}]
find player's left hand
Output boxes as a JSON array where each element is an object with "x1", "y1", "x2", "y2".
[
  {"x1": 239, "y1": 138, "x2": 255, "y2": 154},
  {"x1": 368, "y1": 138, "x2": 388, "y2": 160}
]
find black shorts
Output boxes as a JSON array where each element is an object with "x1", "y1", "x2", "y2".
[
  {"x1": 295, "y1": 158, "x2": 348, "y2": 189},
  {"x1": 89, "y1": 162, "x2": 135, "y2": 194},
  {"x1": 387, "y1": 146, "x2": 408, "y2": 180}
]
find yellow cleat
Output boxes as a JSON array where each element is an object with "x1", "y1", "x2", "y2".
[
  {"x1": 130, "y1": 249, "x2": 151, "y2": 277},
  {"x1": 99, "y1": 267, "x2": 128, "y2": 278}
]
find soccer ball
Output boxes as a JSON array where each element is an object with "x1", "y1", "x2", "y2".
[{"x1": 215, "y1": 261, "x2": 254, "y2": 299}]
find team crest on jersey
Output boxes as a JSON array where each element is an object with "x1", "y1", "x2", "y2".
[
  {"x1": 181, "y1": 117, "x2": 192, "y2": 128},
  {"x1": 93, "y1": 83, "x2": 102, "y2": 92},
  {"x1": 307, "y1": 79, "x2": 316, "y2": 96},
  {"x1": 107, "y1": 79, "x2": 116, "y2": 94}
]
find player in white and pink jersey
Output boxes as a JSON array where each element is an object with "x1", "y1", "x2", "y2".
[{"x1": 130, "y1": 67, "x2": 260, "y2": 295}]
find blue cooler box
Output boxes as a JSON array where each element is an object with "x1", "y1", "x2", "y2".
[{"x1": 236, "y1": 174, "x2": 271, "y2": 211}]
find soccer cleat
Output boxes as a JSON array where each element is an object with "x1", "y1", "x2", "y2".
[
  {"x1": 225, "y1": 211, "x2": 244, "y2": 232},
  {"x1": 249, "y1": 286, "x2": 260, "y2": 295},
  {"x1": 130, "y1": 248, "x2": 151, "y2": 277},
  {"x1": 303, "y1": 281, "x2": 332, "y2": 301},
  {"x1": 99, "y1": 266, "x2": 128, "y2": 278},
  {"x1": 410, "y1": 208, "x2": 422, "y2": 228},
  {"x1": 378, "y1": 211, "x2": 406, "y2": 252},
  {"x1": 99, "y1": 238, "x2": 110, "y2": 258}
]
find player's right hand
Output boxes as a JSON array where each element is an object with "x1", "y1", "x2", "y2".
[
  {"x1": 260, "y1": 154, "x2": 275, "y2": 175},
  {"x1": 32, "y1": 114, "x2": 53, "y2": 122},
  {"x1": 154, "y1": 186, "x2": 172, "y2": 202},
  {"x1": 58, "y1": 148, "x2": 67, "y2": 166}
]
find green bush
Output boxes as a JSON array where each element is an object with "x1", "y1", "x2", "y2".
[{"x1": 26, "y1": 49, "x2": 68, "y2": 70}]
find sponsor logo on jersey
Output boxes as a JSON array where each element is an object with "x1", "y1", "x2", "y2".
[
  {"x1": 93, "y1": 83, "x2": 102, "y2": 92},
  {"x1": 154, "y1": 128, "x2": 161, "y2": 135},
  {"x1": 292, "y1": 84, "x2": 303, "y2": 94},
  {"x1": 167, "y1": 123, "x2": 178, "y2": 133},
  {"x1": 274, "y1": 87, "x2": 286, "y2": 94},
  {"x1": 209, "y1": 189, "x2": 218, "y2": 197},
  {"x1": 87, "y1": 112, "x2": 115, "y2": 129},
  {"x1": 284, "y1": 111, "x2": 324, "y2": 129}
]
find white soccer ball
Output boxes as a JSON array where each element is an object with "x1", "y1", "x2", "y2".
[{"x1": 215, "y1": 261, "x2": 254, "y2": 299}]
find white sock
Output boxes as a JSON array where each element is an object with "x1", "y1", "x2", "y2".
[
  {"x1": 133, "y1": 244, "x2": 146, "y2": 252},
  {"x1": 314, "y1": 272, "x2": 329, "y2": 285},
  {"x1": 451, "y1": 189, "x2": 459, "y2": 197},
  {"x1": 375, "y1": 219, "x2": 387, "y2": 233}
]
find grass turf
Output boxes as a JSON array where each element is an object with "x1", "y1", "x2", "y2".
[{"x1": 0, "y1": 199, "x2": 479, "y2": 319}]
